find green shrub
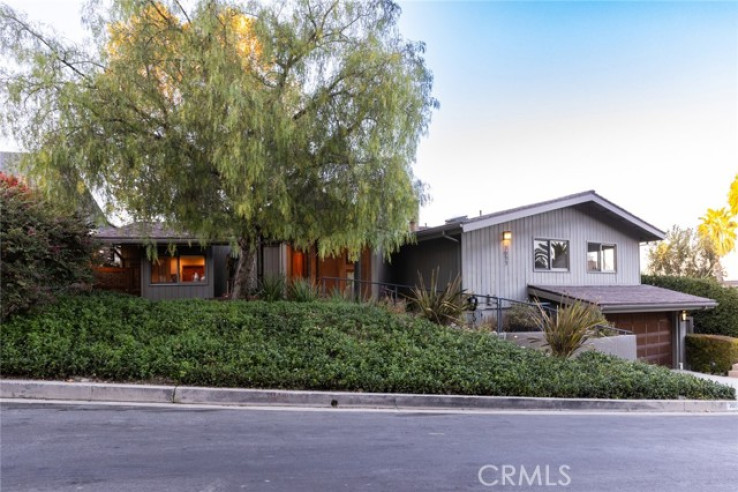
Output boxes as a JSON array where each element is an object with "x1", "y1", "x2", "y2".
[
  {"x1": 407, "y1": 269, "x2": 466, "y2": 326},
  {"x1": 503, "y1": 303, "x2": 539, "y2": 332},
  {"x1": 686, "y1": 334, "x2": 738, "y2": 375},
  {"x1": 1, "y1": 291, "x2": 734, "y2": 400},
  {"x1": 0, "y1": 173, "x2": 98, "y2": 320},
  {"x1": 642, "y1": 275, "x2": 737, "y2": 337}
]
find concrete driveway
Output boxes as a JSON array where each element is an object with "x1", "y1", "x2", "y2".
[{"x1": 675, "y1": 370, "x2": 738, "y2": 399}]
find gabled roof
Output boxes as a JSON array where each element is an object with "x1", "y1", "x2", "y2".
[
  {"x1": 417, "y1": 190, "x2": 665, "y2": 242},
  {"x1": 528, "y1": 284, "x2": 717, "y2": 314},
  {"x1": 96, "y1": 222, "x2": 227, "y2": 245}
]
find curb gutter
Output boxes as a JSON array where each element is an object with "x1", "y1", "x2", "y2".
[{"x1": 2, "y1": 379, "x2": 737, "y2": 413}]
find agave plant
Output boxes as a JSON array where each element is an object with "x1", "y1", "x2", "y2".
[
  {"x1": 535, "y1": 300, "x2": 608, "y2": 358},
  {"x1": 407, "y1": 269, "x2": 467, "y2": 326},
  {"x1": 258, "y1": 275, "x2": 286, "y2": 302},
  {"x1": 287, "y1": 278, "x2": 320, "y2": 302}
]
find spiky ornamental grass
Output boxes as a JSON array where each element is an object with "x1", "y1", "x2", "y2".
[{"x1": 536, "y1": 300, "x2": 608, "y2": 359}]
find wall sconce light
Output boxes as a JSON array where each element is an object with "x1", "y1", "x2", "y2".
[
  {"x1": 502, "y1": 231, "x2": 512, "y2": 265},
  {"x1": 680, "y1": 310, "x2": 688, "y2": 322}
]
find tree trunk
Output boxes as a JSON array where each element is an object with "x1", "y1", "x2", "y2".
[{"x1": 231, "y1": 237, "x2": 258, "y2": 299}]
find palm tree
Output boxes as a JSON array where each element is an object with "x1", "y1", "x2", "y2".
[
  {"x1": 698, "y1": 207, "x2": 737, "y2": 257},
  {"x1": 729, "y1": 174, "x2": 738, "y2": 216}
]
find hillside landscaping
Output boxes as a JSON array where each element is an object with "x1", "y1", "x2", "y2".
[{"x1": 1, "y1": 292, "x2": 734, "y2": 400}]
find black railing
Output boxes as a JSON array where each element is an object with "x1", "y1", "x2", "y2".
[
  {"x1": 317, "y1": 276, "x2": 412, "y2": 301},
  {"x1": 316, "y1": 276, "x2": 554, "y2": 334},
  {"x1": 315, "y1": 277, "x2": 633, "y2": 336}
]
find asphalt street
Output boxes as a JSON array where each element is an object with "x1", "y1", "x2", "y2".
[{"x1": 1, "y1": 401, "x2": 737, "y2": 491}]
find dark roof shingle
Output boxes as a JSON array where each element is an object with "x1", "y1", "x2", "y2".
[{"x1": 528, "y1": 284, "x2": 717, "y2": 313}]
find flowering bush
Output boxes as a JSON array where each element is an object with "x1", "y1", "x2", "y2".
[{"x1": 0, "y1": 172, "x2": 98, "y2": 320}]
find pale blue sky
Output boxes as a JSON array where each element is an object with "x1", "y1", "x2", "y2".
[
  {"x1": 3, "y1": 0, "x2": 738, "y2": 275},
  {"x1": 396, "y1": 0, "x2": 738, "y2": 276}
]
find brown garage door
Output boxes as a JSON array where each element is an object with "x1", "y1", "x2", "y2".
[{"x1": 607, "y1": 312, "x2": 673, "y2": 367}]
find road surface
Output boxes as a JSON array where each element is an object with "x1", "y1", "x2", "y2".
[{"x1": 2, "y1": 401, "x2": 737, "y2": 491}]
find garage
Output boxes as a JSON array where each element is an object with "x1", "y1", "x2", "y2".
[
  {"x1": 528, "y1": 284, "x2": 718, "y2": 368},
  {"x1": 606, "y1": 312, "x2": 673, "y2": 366}
]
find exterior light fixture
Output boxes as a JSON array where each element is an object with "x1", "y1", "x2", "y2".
[
  {"x1": 680, "y1": 310, "x2": 688, "y2": 322},
  {"x1": 502, "y1": 231, "x2": 512, "y2": 265}
]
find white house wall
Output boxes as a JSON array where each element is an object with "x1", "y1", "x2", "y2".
[{"x1": 461, "y1": 207, "x2": 642, "y2": 300}]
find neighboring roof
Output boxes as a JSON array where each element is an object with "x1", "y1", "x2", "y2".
[
  {"x1": 96, "y1": 222, "x2": 227, "y2": 245},
  {"x1": 416, "y1": 190, "x2": 665, "y2": 242},
  {"x1": 528, "y1": 284, "x2": 718, "y2": 314}
]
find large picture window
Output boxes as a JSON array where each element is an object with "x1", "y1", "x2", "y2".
[
  {"x1": 587, "y1": 243, "x2": 616, "y2": 272},
  {"x1": 534, "y1": 239, "x2": 569, "y2": 271},
  {"x1": 151, "y1": 254, "x2": 206, "y2": 284}
]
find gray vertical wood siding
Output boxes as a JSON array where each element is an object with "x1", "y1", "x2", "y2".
[
  {"x1": 462, "y1": 207, "x2": 642, "y2": 300},
  {"x1": 389, "y1": 236, "x2": 461, "y2": 288},
  {"x1": 262, "y1": 245, "x2": 283, "y2": 278}
]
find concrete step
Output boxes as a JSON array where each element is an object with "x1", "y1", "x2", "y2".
[{"x1": 729, "y1": 363, "x2": 738, "y2": 378}]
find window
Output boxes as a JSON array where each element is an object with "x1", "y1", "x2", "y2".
[
  {"x1": 534, "y1": 239, "x2": 569, "y2": 271},
  {"x1": 587, "y1": 243, "x2": 616, "y2": 272},
  {"x1": 151, "y1": 254, "x2": 206, "y2": 284}
]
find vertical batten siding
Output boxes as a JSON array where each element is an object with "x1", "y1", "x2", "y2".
[
  {"x1": 262, "y1": 245, "x2": 282, "y2": 278},
  {"x1": 389, "y1": 237, "x2": 461, "y2": 288},
  {"x1": 462, "y1": 208, "x2": 641, "y2": 300}
]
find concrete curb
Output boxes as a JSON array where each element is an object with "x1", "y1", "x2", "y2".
[{"x1": 2, "y1": 379, "x2": 738, "y2": 413}]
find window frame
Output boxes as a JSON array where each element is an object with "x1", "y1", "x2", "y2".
[
  {"x1": 149, "y1": 249, "x2": 209, "y2": 286},
  {"x1": 587, "y1": 242, "x2": 617, "y2": 273},
  {"x1": 533, "y1": 238, "x2": 570, "y2": 272}
]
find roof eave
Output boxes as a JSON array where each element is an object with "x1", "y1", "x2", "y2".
[
  {"x1": 414, "y1": 223, "x2": 463, "y2": 242},
  {"x1": 461, "y1": 191, "x2": 665, "y2": 241},
  {"x1": 97, "y1": 237, "x2": 228, "y2": 246},
  {"x1": 599, "y1": 303, "x2": 718, "y2": 314},
  {"x1": 527, "y1": 286, "x2": 718, "y2": 313}
]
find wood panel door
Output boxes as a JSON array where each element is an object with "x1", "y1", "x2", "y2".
[{"x1": 607, "y1": 312, "x2": 673, "y2": 367}]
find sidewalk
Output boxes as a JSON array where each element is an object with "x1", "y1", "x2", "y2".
[
  {"x1": 2, "y1": 379, "x2": 737, "y2": 413},
  {"x1": 673, "y1": 370, "x2": 738, "y2": 400}
]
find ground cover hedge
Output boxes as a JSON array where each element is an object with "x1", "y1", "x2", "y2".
[
  {"x1": 642, "y1": 275, "x2": 738, "y2": 338},
  {"x1": 1, "y1": 292, "x2": 734, "y2": 400}
]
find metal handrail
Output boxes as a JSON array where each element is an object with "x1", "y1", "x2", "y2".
[
  {"x1": 592, "y1": 324, "x2": 633, "y2": 336},
  {"x1": 316, "y1": 276, "x2": 555, "y2": 334}
]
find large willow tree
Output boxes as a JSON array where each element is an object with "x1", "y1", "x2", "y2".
[{"x1": 0, "y1": 0, "x2": 436, "y2": 298}]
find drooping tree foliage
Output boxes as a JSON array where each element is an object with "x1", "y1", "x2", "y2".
[{"x1": 0, "y1": 0, "x2": 437, "y2": 298}]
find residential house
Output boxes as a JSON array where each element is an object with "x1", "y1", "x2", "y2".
[
  {"x1": 95, "y1": 223, "x2": 384, "y2": 300},
  {"x1": 388, "y1": 190, "x2": 717, "y2": 367},
  {"x1": 95, "y1": 223, "x2": 232, "y2": 299}
]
